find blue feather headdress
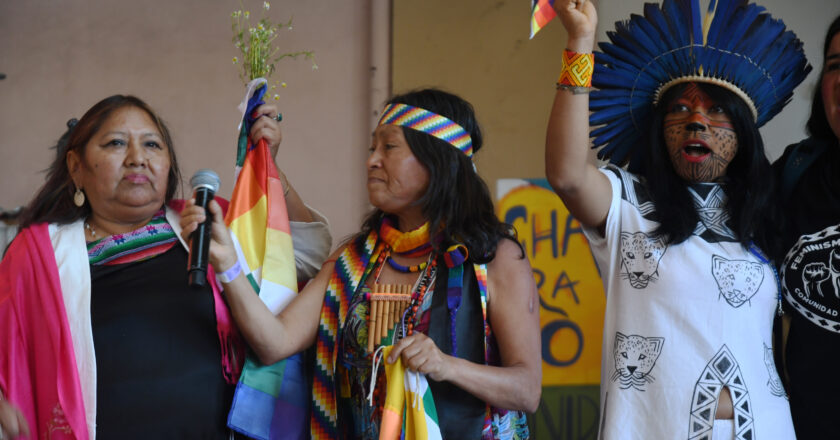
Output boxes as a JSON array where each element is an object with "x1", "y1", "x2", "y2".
[{"x1": 589, "y1": 0, "x2": 811, "y2": 169}]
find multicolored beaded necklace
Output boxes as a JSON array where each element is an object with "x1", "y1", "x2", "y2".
[
  {"x1": 378, "y1": 215, "x2": 432, "y2": 273},
  {"x1": 370, "y1": 250, "x2": 438, "y2": 339},
  {"x1": 385, "y1": 254, "x2": 428, "y2": 273},
  {"x1": 375, "y1": 216, "x2": 469, "y2": 356}
]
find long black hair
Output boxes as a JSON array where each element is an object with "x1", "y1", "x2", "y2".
[
  {"x1": 19, "y1": 95, "x2": 181, "y2": 228},
  {"x1": 643, "y1": 82, "x2": 777, "y2": 253},
  {"x1": 806, "y1": 14, "x2": 840, "y2": 142},
  {"x1": 359, "y1": 89, "x2": 519, "y2": 263}
]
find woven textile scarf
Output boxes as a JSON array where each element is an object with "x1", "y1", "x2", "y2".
[
  {"x1": 378, "y1": 216, "x2": 431, "y2": 257},
  {"x1": 310, "y1": 230, "x2": 529, "y2": 439},
  {"x1": 311, "y1": 230, "x2": 380, "y2": 439},
  {"x1": 86, "y1": 208, "x2": 176, "y2": 265}
]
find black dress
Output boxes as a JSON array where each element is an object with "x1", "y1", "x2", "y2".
[
  {"x1": 774, "y1": 138, "x2": 840, "y2": 439},
  {"x1": 90, "y1": 245, "x2": 233, "y2": 439}
]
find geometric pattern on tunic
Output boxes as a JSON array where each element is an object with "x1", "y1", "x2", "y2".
[
  {"x1": 689, "y1": 185, "x2": 736, "y2": 242},
  {"x1": 688, "y1": 345, "x2": 755, "y2": 440},
  {"x1": 606, "y1": 165, "x2": 656, "y2": 219},
  {"x1": 606, "y1": 166, "x2": 737, "y2": 244}
]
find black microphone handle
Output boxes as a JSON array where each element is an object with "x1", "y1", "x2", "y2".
[{"x1": 188, "y1": 187, "x2": 215, "y2": 287}]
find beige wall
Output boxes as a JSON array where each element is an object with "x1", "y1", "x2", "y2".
[
  {"x1": 2, "y1": 0, "x2": 838, "y2": 242},
  {"x1": 393, "y1": 1, "x2": 568, "y2": 196},
  {"x1": 0, "y1": 0, "x2": 382, "y2": 242},
  {"x1": 393, "y1": 0, "x2": 840, "y2": 190},
  {"x1": 597, "y1": 0, "x2": 840, "y2": 161}
]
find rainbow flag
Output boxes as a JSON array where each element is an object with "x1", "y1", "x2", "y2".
[
  {"x1": 530, "y1": 0, "x2": 557, "y2": 39},
  {"x1": 226, "y1": 78, "x2": 308, "y2": 440},
  {"x1": 378, "y1": 346, "x2": 442, "y2": 440}
]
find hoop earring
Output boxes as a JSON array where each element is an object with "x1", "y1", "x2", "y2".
[{"x1": 73, "y1": 187, "x2": 85, "y2": 207}]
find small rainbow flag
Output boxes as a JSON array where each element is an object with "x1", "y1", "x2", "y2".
[
  {"x1": 378, "y1": 346, "x2": 442, "y2": 440},
  {"x1": 226, "y1": 78, "x2": 308, "y2": 440},
  {"x1": 530, "y1": 0, "x2": 557, "y2": 39}
]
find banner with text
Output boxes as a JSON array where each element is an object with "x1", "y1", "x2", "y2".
[{"x1": 497, "y1": 178, "x2": 605, "y2": 439}]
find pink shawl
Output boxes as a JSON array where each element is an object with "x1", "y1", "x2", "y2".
[
  {"x1": 0, "y1": 201, "x2": 244, "y2": 439},
  {"x1": 0, "y1": 223, "x2": 87, "y2": 439}
]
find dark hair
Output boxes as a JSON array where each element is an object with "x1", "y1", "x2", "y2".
[
  {"x1": 643, "y1": 82, "x2": 777, "y2": 253},
  {"x1": 359, "y1": 89, "x2": 519, "y2": 263},
  {"x1": 19, "y1": 95, "x2": 181, "y2": 228},
  {"x1": 806, "y1": 14, "x2": 840, "y2": 141}
]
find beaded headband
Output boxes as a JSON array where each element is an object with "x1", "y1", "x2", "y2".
[
  {"x1": 589, "y1": 0, "x2": 811, "y2": 169},
  {"x1": 378, "y1": 103, "x2": 474, "y2": 158}
]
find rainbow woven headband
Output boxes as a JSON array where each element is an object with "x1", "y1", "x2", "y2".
[
  {"x1": 589, "y1": 0, "x2": 811, "y2": 169},
  {"x1": 378, "y1": 103, "x2": 474, "y2": 158}
]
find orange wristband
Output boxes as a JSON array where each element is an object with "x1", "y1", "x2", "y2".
[{"x1": 557, "y1": 49, "x2": 594, "y2": 88}]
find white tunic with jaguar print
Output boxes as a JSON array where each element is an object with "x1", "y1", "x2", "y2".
[{"x1": 584, "y1": 166, "x2": 795, "y2": 440}]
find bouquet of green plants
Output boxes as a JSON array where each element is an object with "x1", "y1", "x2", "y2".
[{"x1": 231, "y1": 1, "x2": 316, "y2": 98}]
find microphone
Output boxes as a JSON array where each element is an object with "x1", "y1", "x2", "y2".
[{"x1": 188, "y1": 169, "x2": 221, "y2": 287}]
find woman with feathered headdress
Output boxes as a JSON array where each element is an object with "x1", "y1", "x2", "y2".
[{"x1": 544, "y1": 0, "x2": 809, "y2": 438}]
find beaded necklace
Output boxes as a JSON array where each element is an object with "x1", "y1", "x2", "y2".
[
  {"x1": 385, "y1": 251, "x2": 429, "y2": 273},
  {"x1": 403, "y1": 259, "x2": 438, "y2": 337},
  {"x1": 375, "y1": 216, "x2": 470, "y2": 356},
  {"x1": 379, "y1": 216, "x2": 432, "y2": 272},
  {"x1": 369, "y1": 246, "x2": 438, "y2": 343}
]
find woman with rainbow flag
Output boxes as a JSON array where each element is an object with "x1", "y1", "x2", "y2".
[
  {"x1": 0, "y1": 95, "x2": 331, "y2": 439},
  {"x1": 181, "y1": 88, "x2": 542, "y2": 439}
]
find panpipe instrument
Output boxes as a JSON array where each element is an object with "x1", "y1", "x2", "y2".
[{"x1": 367, "y1": 284, "x2": 412, "y2": 353}]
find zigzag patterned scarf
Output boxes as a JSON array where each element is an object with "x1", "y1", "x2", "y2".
[
  {"x1": 309, "y1": 230, "x2": 529, "y2": 439},
  {"x1": 311, "y1": 231, "x2": 380, "y2": 439}
]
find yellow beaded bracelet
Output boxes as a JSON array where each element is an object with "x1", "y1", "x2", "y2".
[{"x1": 557, "y1": 49, "x2": 594, "y2": 88}]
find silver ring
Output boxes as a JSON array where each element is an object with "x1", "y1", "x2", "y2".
[{"x1": 274, "y1": 113, "x2": 283, "y2": 122}]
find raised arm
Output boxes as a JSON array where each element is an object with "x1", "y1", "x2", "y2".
[
  {"x1": 545, "y1": 0, "x2": 612, "y2": 229},
  {"x1": 251, "y1": 103, "x2": 314, "y2": 223},
  {"x1": 251, "y1": 103, "x2": 333, "y2": 279}
]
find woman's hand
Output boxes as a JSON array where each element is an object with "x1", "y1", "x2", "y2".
[
  {"x1": 251, "y1": 103, "x2": 283, "y2": 159},
  {"x1": 0, "y1": 398, "x2": 30, "y2": 439},
  {"x1": 553, "y1": 0, "x2": 597, "y2": 51},
  {"x1": 178, "y1": 198, "x2": 237, "y2": 273},
  {"x1": 248, "y1": 103, "x2": 314, "y2": 223},
  {"x1": 387, "y1": 333, "x2": 451, "y2": 382}
]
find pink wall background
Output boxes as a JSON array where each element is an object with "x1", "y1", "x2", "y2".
[
  {"x1": 2, "y1": 0, "x2": 837, "y2": 246},
  {"x1": 0, "y1": 0, "x2": 388, "y2": 242}
]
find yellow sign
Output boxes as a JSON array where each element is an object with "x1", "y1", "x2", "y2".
[{"x1": 497, "y1": 179, "x2": 605, "y2": 386}]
